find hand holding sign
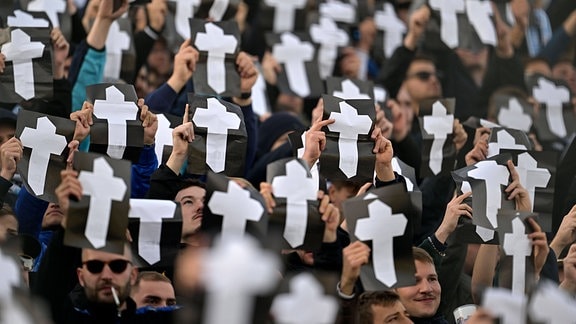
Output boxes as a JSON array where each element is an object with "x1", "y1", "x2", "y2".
[
  {"x1": 166, "y1": 105, "x2": 194, "y2": 175},
  {"x1": 550, "y1": 205, "x2": 576, "y2": 257},
  {"x1": 0, "y1": 137, "x2": 23, "y2": 181},
  {"x1": 372, "y1": 127, "x2": 395, "y2": 182},
  {"x1": 405, "y1": 5, "x2": 430, "y2": 50},
  {"x1": 435, "y1": 191, "x2": 473, "y2": 244},
  {"x1": 465, "y1": 130, "x2": 489, "y2": 166},
  {"x1": 138, "y1": 98, "x2": 158, "y2": 146},
  {"x1": 70, "y1": 101, "x2": 93, "y2": 142},
  {"x1": 318, "y1": 191, "x2": 339, "y2": 243},
  {"x1": 505, "y1": 160, "x2": 531, "y2": 212},
  {"x1": 527, "y1": 218, "x2": 548, "y2": 278},
  {"x1": 560, "y1": 244, "x2": 576, "y2": 294},
  {"x1": 167, "y1": 39, "x2": 200, "y2": 93},
  {"x1": 55, "y1": 169, "x2": 81, "y2": 228},
  {"x1": 302, "y1": 104, "x2": 335, "y2": 168},
  {"x1": 340, "y1": 241, "x2": 371, "y2": 295},
  {"x1": 50, "y1": 27, "x2": 69, "y2": 79},
  {"x1": 235, "y1": 52, "x2": 258, "y2": 96}
]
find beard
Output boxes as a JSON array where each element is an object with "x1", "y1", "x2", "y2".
[{"x1": 85, "y1": 279, "x2": 132, "y2": 305}]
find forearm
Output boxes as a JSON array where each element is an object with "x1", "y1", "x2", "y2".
[{"x1": 86, "y1": 18, "x2": 113, "y2": 50}]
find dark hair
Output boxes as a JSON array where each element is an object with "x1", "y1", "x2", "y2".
[
  {"x1": 0, "y1": 204, "x2": 15, "y2": 219},
  {"x1": 487, "y1": 86, "x2": 531, "y2": 121},
  {"x1": 176, "y1": 178, "x2": 206, "y2": 194},
  {"x1": 356, "y1": 290, "x2": 401, "y2": 323},
  {"x1": 134, "y1": 271, "x2": 172, "y2": 290}
]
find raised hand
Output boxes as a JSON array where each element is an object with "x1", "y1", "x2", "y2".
[
  {"x1": 166, "y1": 105, "x2": 194, "y2": 174},
  {"x1": 505, "y1": 160, "x2": 531, "y2": 212},
  {"x1": 435, "y1": 191, "x2": 473, "y2": 244},
  {"x1": 0, "y1": 137, "x2": 22, "y2": 181},
  {"x1": 138, "y1": 98, "x2": 158, "y2": 146},
  {"x1": 70, "y1": 101, "x2": 94, "y2": 143},
  {"x1": 167, "y1": 39, "x2": 200, "y2": 93}
]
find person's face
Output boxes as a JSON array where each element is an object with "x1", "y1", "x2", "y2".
[
  {"x1": 0, "y1": 124, "x2": 15, "y2": 147},
  {"x1": 135, "y1": 66, "x2": 151, "y2": 99},
  {"x1": 176, "y1": 186, "x2": 206, "y2": 239},
  {"x1": 328, "y1": 185, "x2": 356, "y2": 211},
  {"x1": 396, "y1": 260, "x2": 441, "y2": 319},
  {"x1": 276, "y1": 94, "x2": 304, "y2": 115},
  {"x1": 0, "y1": 214, "x2": 17, "y2": 244},
  {"x1": 41, "y1": 203, "x2": 64, "y2": 229},
  {"x1": 405, "y1": 61, "x2": 441, "y2": 104},
  {"x1": 552, "y1": 62, "x2": 576, "y2": 93},
  {"x1": 397, "y1": 85, "x2": 414, "y2": 125},
  {"x1": 131, "y1": 279, "x2": 177, "y2": 309},
  {"x1": 77, "y1": 248, "x2": 137, "y2": 304},
  {"x1": 370, "y1": 301, "x2": 413, "y2": 324},
  {"x1": 147, "y1": 41, "x2": 172, "y2": 76}
]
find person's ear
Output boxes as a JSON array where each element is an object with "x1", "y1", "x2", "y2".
[
  {"x1": 130, "y1": 267, "x2": 138, "y2": 286},
  {"x1": 77, "y1": 267, "x2": 85, "y2": 287}
]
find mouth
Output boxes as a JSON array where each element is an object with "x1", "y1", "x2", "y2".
[
  {"x1": 414, "y1": 296, "x2": 436, "y2": 303},
  {"x1": 193, "y1": 213, "x2": 203, "y2": 220}
]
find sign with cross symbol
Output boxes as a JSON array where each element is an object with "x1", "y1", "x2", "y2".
[
  {"x1": 171, "y1": 0, "x2": 200, "y2": 39},
  {"x1": 497, "y1": 97, "x2": 533, "y2": 133},
  {"x1": 483, "y1": 288, "x2": 527, "y2": 324},
  {"x1": 319, "y1": 0, "x2": 356, "y2": 25},
  {"x1": 529, "y1": 282, "x2": 576, "y2": 324},
  {"x1": 204, "y1": 172, "x2": 267, "y2": 241},
  {"x1": 309, "y1": 16, "x2": 349, "y2": 79},
  {"x1": 65, "y1": 152, "x2": 131, "y2": 254},
  {"x1": 269, "y1": 32, "x2": 322, "y2": 98},
  {"x1": 202, "y1": 236, "x2": 279, "y2": 324},
  {"x1": 1, "y1": 28, "x2": 46, "y2": 101},
  {"x1": 16, "y1": 110, "x2": 75, "y2": 202},
  {"x1": 7, "y1": 10, "x2": 50, "y2": 27},
  {"x1": 263, "y1": 0, "x2": 307, "y2": 32},
  {"x1": 187, "y1": 95, "x2": 247, "y2": 177},
  {"x1": 320, "y1": 95, "x2": 376, "y2": 183},
  {"x1": 191, "y1": 19, "x2": 240, "y2": 96},
  {"x1": 531, "y1": 77, "x2": 574, "y2": 140},
  {"x1": 429, "y1": 0, "x2": 466, "y2": 48},
  {"x1": 502, "y1": 217, "x2": 532, "y2": 295},
  {"x1": 154, "y1": 113, "x2": 178, "y2": 166},
  {"x1": 26, "y1": 0, "x2": 66, "y2": 28},
  {"x1": 104, "y1": 19, "x2": 132, "y2": 81},
  {"x1": 128, "y1": 199, "x2": 181, "y2": 266},
  {"x1": 374, "y1": 1, "x2": 406, "y2": 59},
  {"x1": 487, "y1": 128, "x2": 531, "y2": 158},
  {"x1": 271, "y1": 273, "x2": 338, "y2": 323},
  {"x1": 192, "y1": 98, "x2": 241, "y2": 173},
  {"x1": 420, "y1": 100, "x2": 454, "y2": 176},
  {"x1": 343, "y1": 183, "x2": 417, "y2": 290},
  {"x1": 87, "y1": 84, "x2": 143, "y2": 163},
  {"x1": 268, "y1": 158, "x2": 323, "y2": 250},
  {"x1": 328, "y1": 78, "x2": 373, "y2": 100},
  {"x1": 465, "y1": 156, "x2": 512, "y2": 230}
]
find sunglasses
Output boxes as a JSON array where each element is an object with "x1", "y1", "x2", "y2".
[
  {"x1": 83, "y1": 259, "x2": 131, "y2": 274},
  {"x1": 408, "y1": 71, "x2": 443, "y2": 81}
]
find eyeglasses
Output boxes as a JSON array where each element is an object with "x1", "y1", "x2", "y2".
[
  {"x1": 83, "y1": 259, "x2": 131, "y2": 274},
  {"x1": 407, "y1": 71, "x2": 443, "y2": 82}
]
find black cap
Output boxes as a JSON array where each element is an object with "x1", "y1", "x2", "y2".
[{"x1": 0, "y1": 108, "x2": 17, "y2": 128}]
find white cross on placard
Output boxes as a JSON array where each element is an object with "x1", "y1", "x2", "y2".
[
  {"x1": 423, "y1": 101, "x2": 454, "y2": 175},
  {"x1": 319, "y1": 0, "x2": 356, "y2": 24},
  {"x1": 172, "y1": 0, "x2": 200, "y2": 39},
  {"x1": 93, "y1": 86, "x2": 139, "y2": 159},
  {"x1": 1, "y1": 29, "x2": 45, "y2": 100},
  {"x1": 271, "y1": 273, "x2": 338, "y2": 323},
  {"x1": 192, "y1": 98, "x2": 241, "y2": 173},
  {"x1": 208, "y1": 0, "x2": 230, "y2": 21},
  {"x1": 483, "y1": 288, "x2": 527, "y2": 324},
  {"x1": 27, "y1": 0, "x2": 66, "y2": 27},
  {"x1": 333, "y1": 79, "x2": 371, "y2": 100},
  {"x1": 533, "y1": 78, "x2": 570, "y2": 138},
  {"x1": 468, "y1": 160, "x2": 509, "y2": 229},
  {"x1": 129, "y1": 199, "x2": 177, "y2": 265},
  {"x1": 328, "y1": 101, "x2": 372, "y2": 178},
  {"x1": 310, "y1": 17, "x2": 349, "y2": 79},
  {"x1": 498, "y1": 97, "x2": 532, "y2": 132},
  {"x1": 271, "y1": 160, "x2": 317, "y2": 247},
  {"x1": 195, "y1": 23, "x2": 237, "y2": 94},
  {"x1": 264, "y1": 0, "x2": 307, "y2": 32},
  {"x1": 429, "y1": 0, "x2": 466, "y2": 48},
  {"x1": 7, "y1": 10, "x2": 50, "y2": 27},
  {"x1": 208, "y1": 180, "x2": 264, "y2": 240},
  {"x1": 374, "y1": 2, "x2": 406, "y2": 58},
  {"x1": 104, "y1": 21, "x2": 130, "y2": 80},
  {"x1": 0, "y1": 249, "x2": 21, "y2": 299},
  {"x1": 154, "y1": 114, "x2": 174, "y2": 167},
  {"x1": 515, "y1": 153, "x2": 551, "y2": 212},
  {"x1": 19, "y1": 117, "x2": 68, "y2": 196},
  {"x1": 273, "y1": 32, "x2": 315, "y2": 97},
  {"x1": 466, "y1": 0, "x2": 496, "y2": 46},
  {"x1": 502, "y1": 217, "x2": 532, "y2": 295},
  {"x1": 79, "y1": 157, "x2": 127, "y2": 249},
  {"x1": 529, "y1": 283, "x2": 576, "y2": 324},
  {"x1": 355, "y1": 200, "x2": 407, "y2": 286},
  {"x1": 203, "y1": 237, "x2": 279, "y2": 324},
  {"x1": 487, "y1": 129, "x2": 528, "y2": 158}
]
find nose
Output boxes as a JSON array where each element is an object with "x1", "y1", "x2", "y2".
[
  {"x1": 99, "y1": 264, "x2": 114, "y2": 279},
  {"x1": 419, "y1": 280, "x2": 433, "y2": 293}
]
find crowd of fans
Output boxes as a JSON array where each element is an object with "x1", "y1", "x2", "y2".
[{"x1": 1, "y1": 0, "x2": 576, "y2": 323}]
